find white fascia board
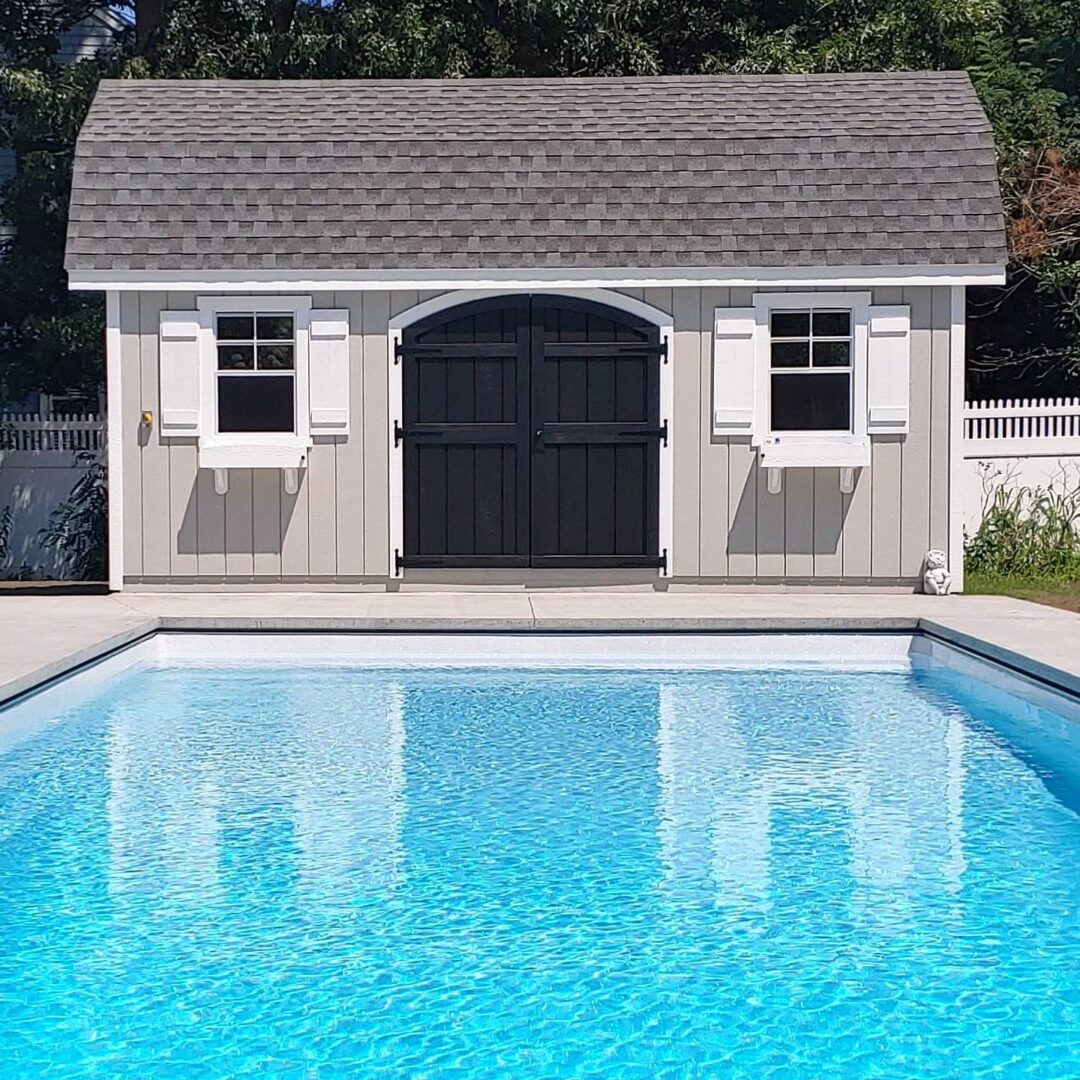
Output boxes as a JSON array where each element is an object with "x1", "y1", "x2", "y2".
[{"x1": 68, "y1": 263, "x2": 1009, "y2": 292}]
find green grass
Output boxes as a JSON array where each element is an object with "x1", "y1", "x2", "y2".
[{"x1": 964, "y1": 571, "x2": 1080, "y2": 613}]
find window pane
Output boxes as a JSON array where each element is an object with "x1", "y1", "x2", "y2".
[
  {"x1": 812, "y1": 340, "x2": 851, "y2": 367},
  {"x1": 257, "y1": 343, "x2": 295, "y2": 370},
  {"x1": 256, "y1": 314, "x2": 294, "y2": 341},
  {"x1": 771, "y1": 340, "x2": 810, "y2": 368},
  {"x1": 218, "y1": 374, "x2": 294, "y2": 433},
  {"x1": 771, "y1": 372, "x2": 851, "y2": 431},
  {"x1": 217, "y1": 343, "x2": 254, "y2": 370},
  {"x1": 770, "y1": 311, "x2": 810, "y2": 338},
  {"x1": 812, "y1": 311, "x2": 850, "y2": 337},
  {"x1": 217, "y1": 315, "x2": 253, "y2": 340}
]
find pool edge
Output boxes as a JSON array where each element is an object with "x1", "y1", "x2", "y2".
[{"x1": 3, "y1": 597, "x2": 1080, "y2": 707}]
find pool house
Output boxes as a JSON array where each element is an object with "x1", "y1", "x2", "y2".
[{"x1": 65, "y1": 72, "x2": 1006, "y2": 591}]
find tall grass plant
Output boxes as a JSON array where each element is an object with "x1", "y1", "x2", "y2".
[{"x1": 965, "y1": 473, "x2": 1080, "y2": 580}]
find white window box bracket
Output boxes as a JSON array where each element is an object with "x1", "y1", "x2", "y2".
[
  {"x1": 758, "y1": 436, "x2": 870, "y2": 495},
  {"x1": 198, "y1": 441, "x2": 309, "y2": 496}
]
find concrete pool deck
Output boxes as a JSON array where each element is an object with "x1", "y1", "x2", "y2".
[{"x1": 2, "y1": 590, "x2": 1080, "y2": 705}]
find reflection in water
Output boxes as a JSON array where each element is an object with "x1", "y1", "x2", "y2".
[
  {"x1": 294, "y1": 684, "x2": 406, "y2": 908},
  {"x1": 657, "y1": 685, "x2": 770, "y2": 904},
  {"x1": 657, "y1": 678, "x2": 968, "y2": 910},
  {"x1": 106, "y1": 675, "x2": 407, "y2": 911}
]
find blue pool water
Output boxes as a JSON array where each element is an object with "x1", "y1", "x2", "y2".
[{"x1": 0, "y1": 661, "x2": 1078, "y2": 1078}]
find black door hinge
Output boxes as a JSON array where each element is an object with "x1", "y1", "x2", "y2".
[
  {"x1": 659, "y1": 419, "x2": 668, "y2": 447},
  {"x1": 659, "y1": 338, "x2": 669, "y2": 364},
  {"x1": 394, "y1": 339, "x2": 404, "y2": 363},
  {"x1": 394, "y1": 420, "x2": 404, "y2": 446}
]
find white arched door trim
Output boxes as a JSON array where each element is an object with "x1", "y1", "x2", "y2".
[{"x1": 387, "y1": 288, "x2": 675, "y2": 577}]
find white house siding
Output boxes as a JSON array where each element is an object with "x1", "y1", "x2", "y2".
[
  {"x1": 55, "y1": 13, "x2": 123, "y2": 63},
  {"x1": 115, "y1": 285, "x2": 953, "y2": 588}
]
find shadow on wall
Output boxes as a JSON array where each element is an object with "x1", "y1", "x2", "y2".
[
  {"x1": 0, "y1": 459, "x2": 91, "y2": 578},
  {"x1": 177, "y1": 468, "x2": 301, "y2": 555},
  {"x1": 727, "y1": 459, "x2": 855, "y2": 557}
]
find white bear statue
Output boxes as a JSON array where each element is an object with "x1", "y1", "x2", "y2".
[{"x1": 923, "y1": 549, "x2": 952, "y2": 596}]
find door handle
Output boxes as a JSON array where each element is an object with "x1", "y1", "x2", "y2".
[{"x1": 534, "y1": 428, "x2": 545, "y2": 447}]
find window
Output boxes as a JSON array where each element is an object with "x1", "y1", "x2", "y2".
[
  {"x1": 768, "y1": 308, "x2": 853, "y2": 433},
  {"x1": 215, "y1": 313, "x2": 295, "y2": 433}
]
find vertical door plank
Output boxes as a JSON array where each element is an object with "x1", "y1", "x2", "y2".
[
  {"x1": 586, "y1": 444, "x2": 616, "y2": 554},
  {"x1": 445, "y1": 444, "x2": 477, "y2": 554},
  {"x1": 613, "y1": 443, "x2": 648, "y2": 555},
  {"x1": 473, "y1": 444, "x2": 505, "y2": 555}
]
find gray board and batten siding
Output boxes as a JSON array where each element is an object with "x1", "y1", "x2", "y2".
[{"x1": 116, "y1": 285, "x2": 952, "y2": 587}]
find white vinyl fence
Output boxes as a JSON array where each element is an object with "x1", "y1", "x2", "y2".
[
  {"x1": 0, "y1": 411, "x2": 104, "y2": 578},
  {"x1": 961, "y1": 398, "x2": 1080, "y2": 535}
]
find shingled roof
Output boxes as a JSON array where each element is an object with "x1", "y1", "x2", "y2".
[{"x1": 65, "y1": 72, "x2": 1006, "y2": 276}]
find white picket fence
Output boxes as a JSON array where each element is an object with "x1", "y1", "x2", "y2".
[
  {"x1": 963, "y1": 397, "x2": 1080, "y2": 452},
  {"x1": 961, "y1": 397, "x2": 1080, "y2": 534},
  {"x1": 0, "y1": 411, "x2": 104, "y2": 578},
  {"x1": 0, "y1": 412, "x2": 103, "y2": 454}
]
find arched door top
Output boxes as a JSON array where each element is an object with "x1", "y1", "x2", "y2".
[{"x1": 388, "y1": 287, "x2": 673, "y2": 334}]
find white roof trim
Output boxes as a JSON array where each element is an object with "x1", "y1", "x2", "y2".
[
  {"x1": 68, "y1": 263, "x2": 1007, "y2": 292},
  {"x1": 87, "y1": 6, "x2": 131, "y2": 33}
]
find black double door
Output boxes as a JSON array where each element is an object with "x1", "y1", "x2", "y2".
[{"x1": 398, "y1": 295, "x2": 665, "y2": 569}]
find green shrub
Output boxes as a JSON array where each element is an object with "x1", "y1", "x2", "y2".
[
  {"x1": 965, "y1": 475, "x2": 1080, "y2": 580},
  {"x1": 38, "y1": 449, "x2": 106, "y2": 581}
]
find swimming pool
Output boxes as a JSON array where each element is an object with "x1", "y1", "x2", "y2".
[{"x1": 0, "y1": 635, "x2": 1078, "y2": 1077}]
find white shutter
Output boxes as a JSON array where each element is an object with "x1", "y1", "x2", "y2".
[
  {"x1": 159, "y1": 310, "x2": 201, "y2": 435},
  {"x1": 309, "y1": 308, "x2": 350, "y2": 435},
  {"x1": 713, "y1": 308, "x2": 757, "y2": 435},
  {"x1": 867, "y1": 305, "x2": 911, "y2": 434}
]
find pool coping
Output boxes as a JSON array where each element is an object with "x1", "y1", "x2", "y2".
[{"x1": 2, "y1": 592, "x2": 1080, "y2": 706}]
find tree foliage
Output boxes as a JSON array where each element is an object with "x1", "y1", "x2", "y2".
[{"x1": 1, "y1": 0, "x2": 1080, "y2": 399}]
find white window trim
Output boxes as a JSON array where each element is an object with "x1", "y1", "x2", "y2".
[
  {"x1": 195, "y1": 295, "x2": 313, "y2": 459},
  {"x1": 752, "y1": 291, "x2": 872, "y2": 446}
]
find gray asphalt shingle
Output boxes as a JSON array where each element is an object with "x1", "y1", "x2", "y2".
[{"x1": 64, "y1": 73, "x2": 1007, "y2": 275}]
